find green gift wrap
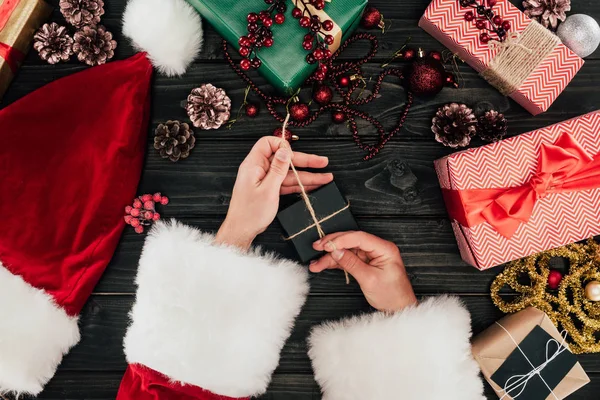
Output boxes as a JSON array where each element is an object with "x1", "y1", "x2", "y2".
[{"x1": 186, "y1": 0, "x2": 368, "y2": 94}]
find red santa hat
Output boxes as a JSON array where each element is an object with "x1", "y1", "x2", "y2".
[{"x1": 0, "y1": 0, "x2": 202, "y2": 396}]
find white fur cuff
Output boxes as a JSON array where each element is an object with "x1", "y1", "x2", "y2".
[
  {"x1": 0, "y1": 263, "x2": 80, "y2": 396},
  {"x1": 124, "y1": 220, "x2": 309, "y2": 398},
  {"x1": 308, "y1": 296, "x2": 485, "y2": 400}
]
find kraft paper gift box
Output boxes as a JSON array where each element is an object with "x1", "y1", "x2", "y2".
[
  {"x1": 0, "y1": 0, "x2": 51, "y2": 101},
  {"x1": 185, "y1": 0, "x2": 367, "y2": 94},
  {"x1": 277, "y1": 182, "x2": 358, "y2": 263},
  {"x1": 419, "y1": 0, "x2": 584, "y2": 115},
  {"x1": 472, "y1": 307, "x2": 590, "y2": 400},
  {"x1": 434, "y1": 110, "x2": 600, "y2": 270}
]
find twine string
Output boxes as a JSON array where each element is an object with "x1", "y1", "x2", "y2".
[
  {"x1": 281, "y1": 114, "x2": 350, "y2": 284},
  {"x1": 494, "y1": 322, "x2": 568, "y2": 400}
]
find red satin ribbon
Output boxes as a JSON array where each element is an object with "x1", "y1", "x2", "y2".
[
  {"x1": 0, "y1": 0, "x2": 24, "y2": 73},
  {"x1": 442, "y1": 132, "x2": 600, "y2": 239}
]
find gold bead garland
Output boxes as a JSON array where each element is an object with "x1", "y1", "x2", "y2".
[{"x1": 491, "y1": 239, "x2": 600, "y2": 354}]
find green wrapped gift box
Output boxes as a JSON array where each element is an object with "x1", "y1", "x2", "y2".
[{"x1": 186, "y1": 0, "x2": 368, "y2": 94}]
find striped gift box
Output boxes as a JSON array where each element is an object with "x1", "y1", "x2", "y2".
[{"x1": 419, "y1": 0, "x2": 584, "y2": 115}]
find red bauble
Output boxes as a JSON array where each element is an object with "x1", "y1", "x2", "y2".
[
  {"x1": 360, "y1": 6, "x2": 384, "y2": 30},
  {"x1": 290, "y1": 103, "x2": 310, "y2": 121},
  {"x1": 402, "y1": 48, "x2": 416, "y2": 61},
  {"x1": 313, "y1": 85, "x2": 333, "y2": 105},
  {"x1": 273, "y1": 127, "x2": 299, "y2": 142},
  {"x1": 404, "y1": 56, "x2": 446, "y2": 96},
  {"x1": 547, "y1": 270, "x2": 563, "y2": 290},
  {"x1": 429, "y1": 51, "x2": 442, "y2": 61},
  {"x1": 332, "y1": 110, "x2": 346, "y2": 124},
  {"x1": 245, "y1": 103, "x2": 259, "y2": 118},
  {"x1": 338, "y1": 75, "x2": 350, "y2": 87}
]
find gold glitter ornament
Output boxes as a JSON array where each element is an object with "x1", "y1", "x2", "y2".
[{"x1": 491, "y1": 239, "x2": 600, "y2": 354}]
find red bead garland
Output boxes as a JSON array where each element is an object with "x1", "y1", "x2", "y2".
[{"x1": 222, "y1": 33, "x2": 414, "y2": 160}]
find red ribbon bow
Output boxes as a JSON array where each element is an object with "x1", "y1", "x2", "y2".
[
  {"x1": 442, "y1": 132, "x2": 600, "y2": 239},
  {"x1": 0, "y1": 0, "x2": 26, "y2": 73}
]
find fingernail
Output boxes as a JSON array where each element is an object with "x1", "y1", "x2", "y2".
[
  {"x1": 332, "y1": 249, "x2": 344, "y2": 261},
  {"x1": 309, "y1": 260, "x2": 317, "y2": 265},
  {"x1": 314, "y1": 240, "x2": 321, "y2": 245},
  {"x1": 276, "y1": 148, "x2": 291, "y2": 162},
  {"x1": 324, "y1": 242, "x2": 334, "y2": 251}
]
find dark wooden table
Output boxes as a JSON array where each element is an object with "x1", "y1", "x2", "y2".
[{"x1": 3, "y1": 0, "x2": 600, "y2": 398}]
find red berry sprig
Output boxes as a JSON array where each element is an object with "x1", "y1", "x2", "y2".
[
  {"x1": 124, "y1": 193, "x2": 169, "y2": 234},
  {"x1": 459, "y1": 0, "x2": 511, "y2": 44},
  {"x1": 239, "y1": 0, "x2": 287, "y2": 70},
  {"x1": 291, "y1": 0, "x2": 334, "y2": 81}
]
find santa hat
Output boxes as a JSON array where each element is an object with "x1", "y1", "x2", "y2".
[{"x1": 0, "y1": 0, "x2": 202, "y2": 396}]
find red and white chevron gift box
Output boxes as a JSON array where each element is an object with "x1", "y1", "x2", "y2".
[
  {"x1": 419, "y1": 0, "x2": 584, "y2": 115},
  {"x1": 435, "y1": 110, "x2": 600, "y2": 270}
]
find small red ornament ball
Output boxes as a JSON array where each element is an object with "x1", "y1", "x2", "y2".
[
  {"x1": 402, "y1": 48, "x2": 416, "y2": 61},
  {"x1": 429, "y1": 51, "x2": 442, "y2": 61},
  {"x1": 290, "y1": 102, "x2": 310, "y2": 121},
  {"x1": 547, "y1": 270, "x2": 563, "y2": 290},
  {"x1": 332, "y1": 110, "x2": 346, "y2": 124},
  {"x1": 404, "y1": 56, "x2": 446, "y2": 96},
  {"x1": 313, "y1": 85, "x2": 333, "y2": 105},
  {"x1": 245, "y1": 103, "x2": 259, "y2": 118},
  {"x1": 361, "y1": 6, "x2": 383, "y2": 29},
  {"x1": 338, "y1": 75, "x2": 350, "y2": 87}
]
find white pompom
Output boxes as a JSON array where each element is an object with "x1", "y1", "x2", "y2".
[{"x1": 123, "y1": 0, "x2": 203, "y2": 76}]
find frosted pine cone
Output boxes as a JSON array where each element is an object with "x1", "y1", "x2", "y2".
[
  {"x1": 73, "y1": 25, "x2": 117, "y2": 66},
  {"x1": 60, "y1": 0, "x2": 105, "y2": 28},
  {"x1": 431, "y1": 103, "x2": 477, "y2": 148},
  {"x1": 523, "y1": 0, "x2": 571, "y2": 30},
  {"x1": 33, "y1": 23, "x2": 73, "y2": 64},
  {"x1": 478, "y1": 110, "x2": 508, "y2": 142},
  {"x1": 185, "y1": 84, "x2": 232, "y2": 130},
  {"x1": 154, "y1": 121, "x2": 196, "y2": 162}
]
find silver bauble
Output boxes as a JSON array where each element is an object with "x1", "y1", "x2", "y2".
[{"x1": 557, "y1": 14, "x2": 600, "y2": 58}]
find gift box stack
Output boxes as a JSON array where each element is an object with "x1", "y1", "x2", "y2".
[
  {"x1": 185, "y1": 0, "x2": 367, "y2": 94},
  {"x1": 434, "y1": 110, "x2": 600, "y2": 270},
  {"x1": 0, "y1": 0, "x2": 51, "y2": 100},
  {"x1": 419, "y1": 0, "x2": 584, "y2": 115}
]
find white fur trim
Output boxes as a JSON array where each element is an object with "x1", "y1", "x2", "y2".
[
  {"x1": 122, "y1": 0, "x2": 203, "y2": 76},
  {"x1": 308, "y1": 296, "x2": 485, "y2": 400},
  {"x1": 124, "y1": 220, "x2": 309, "y2": 398},
  {"x1": 0, "y1": 263, "x2": 80, "y2": 396}
]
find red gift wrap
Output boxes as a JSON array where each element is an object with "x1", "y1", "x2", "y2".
[
  {"x1": 419, "y1": 0, "x2": 584, "y2": 115},
  {"x1": 435, "y1": 110, "x2": 600, "y2": 270}
]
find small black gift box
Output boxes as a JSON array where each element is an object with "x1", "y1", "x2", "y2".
[{"x1": 277, "y1": 182, "x2": 359, "y2": 263}]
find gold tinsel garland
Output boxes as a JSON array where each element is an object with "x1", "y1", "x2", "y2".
[{"x1": 491, "y1": 239, "x2": 600, "y2": 354}]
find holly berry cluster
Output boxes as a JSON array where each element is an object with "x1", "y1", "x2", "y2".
[
  {"x1": 459, "y1": 0, "x2": 512, "y2": 44},
  {"x1": 292, "y1": 0, "x2": 335, "y2": 81},
  {"x1": 239, "y1": 0, "x2": 287, "y2": 71},
  {"x1": 124, "y1": 193, "x2": 169, "y2": 234}
]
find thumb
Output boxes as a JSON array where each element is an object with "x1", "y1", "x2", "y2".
[
  {"x1": 330, "y1": 247, "x2": 373, "y2": 284},
  {"x1": 263, "y1": 147, "x2": 292, "y2": 189}
]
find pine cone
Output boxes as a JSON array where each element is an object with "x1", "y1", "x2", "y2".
[
  {"x1": 59, "y1": 0, "x2": 104, "y2": 28},
  {"x1": 33, "y1": 23, "x2": 73, "y2": 64},
  {"x1": 154, "y1": 121, "x2": 196, "y2": 162},
  {"x1": 186, "y1": 84, "x2": 232, "y2": 130},
  {"x1": 523, "y1": 0, "x2": 571, "y2": 30},
  {"x1": 431, "y1": 103, "x2": 477, "y2": 148},
  {"x1": 478, "y1": 110, "x2": 508, "y2": 142},
  {"x1": 72, "y1": 25, "x2": 117, "y2": 66}
]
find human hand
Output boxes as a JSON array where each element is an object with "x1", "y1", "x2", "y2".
[
  {"x1": 311, "y1": 231, "x2": 417, "y2": 312},
  {"x1": 215, "y1": 136, "x2": 333, "y2": 251}
]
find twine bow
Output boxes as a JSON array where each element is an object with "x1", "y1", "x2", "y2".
[
  {"x1": 495, "y1": 322, "x2": 569, "y2": 400},
  {"x1": 280, "y1": 114, "x2": 350, "y2": 284}
]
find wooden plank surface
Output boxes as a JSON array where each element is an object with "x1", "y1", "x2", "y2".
[{"x1": 3, "y1": 0, "x2": 599, "y2": 399}]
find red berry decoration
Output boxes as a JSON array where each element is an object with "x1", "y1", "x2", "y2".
[
  {"x1": 273, "y1": 127, "x2": 299, "y2": 142},
  {"x1": 293, "y1": 0, "x2": 335, "y2": 71},
  {"x1": 547, "y1": 269, "x2": 563, "y2": 290},
  {"x1": 238, "y1": 0, "x2": 288, "y2": 70},
  {"x1": 459, "y1": 0, "x2": 510, "y2": 43},
  {"x1": 360, "y1": 6, "x2": 385, "y2": 30},
  {"x1": 124, "y1": 193, "x2": 169, "y2": 234},
  {"x1": 404, "y1": 49, "x2": 446, "y2": 97},
  {"x1": 313, "y1": 85, "x2": 333, "y2": 105},
  {"x1": 245, "y1": 103, "x2": 259, "y2": 118},
  {"x1": 332, "y1": 110, "x2": 346, "y2": 124}
]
